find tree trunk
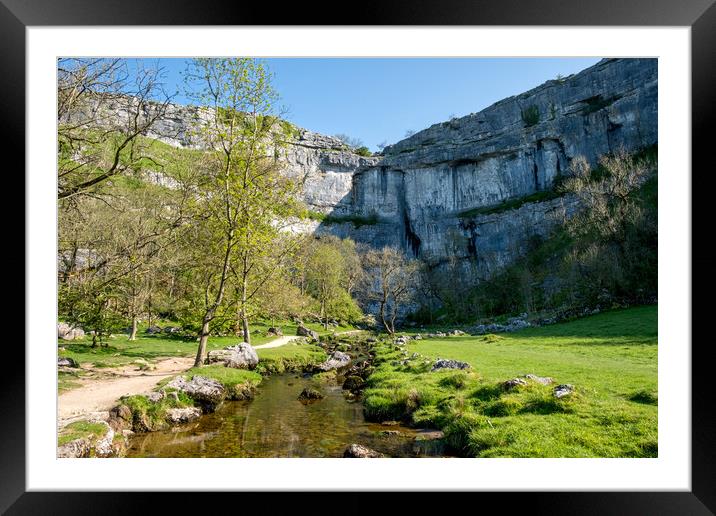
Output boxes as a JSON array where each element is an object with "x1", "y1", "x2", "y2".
[
  {"x1": 240, "y1": 274, "x2": 251, "y2": 344},
  {"x1": 129, "y1": 315, "x2": 138, "y2": 341},
  {"x1": 194, "y1": 317, "x2": 211, "y2": 368}
]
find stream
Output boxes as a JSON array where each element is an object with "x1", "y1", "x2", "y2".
[{"x1": 126, "y1": 372, "x2": 446, "y2": 458}]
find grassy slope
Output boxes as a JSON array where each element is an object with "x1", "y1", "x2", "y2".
[{"x1": 364, "y1": 306, "x2": 657, "y2": 457}]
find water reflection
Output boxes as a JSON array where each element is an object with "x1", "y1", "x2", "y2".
[{"x1": 127, "y1": 374, "x2": 446, "y2": 458}]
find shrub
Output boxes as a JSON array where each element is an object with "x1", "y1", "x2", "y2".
[
  {"x1": 521, "y1": 105, "x2": 540, "y2": 127},
  {"x1": 355, "y1": 146, "x2": 372, "y2": 157}
]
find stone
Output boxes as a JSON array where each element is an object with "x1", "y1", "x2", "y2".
[
  {"x1": 503, "y1": 378, "x2": 528, "y2": 390},
  {"x1": 145, "y1": 325, "x2": 163, "y2": 334},
  {"x1": 267, "y1": 327, "x2": 283, "y2": 336},
  {"x1": 297, "y1": 324, "x2": 320, "y2": 341},
  {"x1": 414, "y1": 430, "x2": 445, "y2": 441},
  {"x1": 58, "y1": 322, "x2": 85, "y2": 341},
  {"x1": 207, "y1": 343, "x2": 259, "y2": 370},
  {"x1": 553, "y1": 384, "x2": 575, "y2": 398},
  {"x1": 146, "y1": 391, "x2": 164, "y2": 403},
  {"x1": 298, "y1": 387, "x2": 324, "y2": 401},
  {"x1": 317, "y1": 350, "x2": 351, "y2": 371},
  {"x1": 343, "y1": 444, "x2": 385, "y2": 458},
  {"x1": 163, "y1": 326, "x2": 181, "y2": 334},
  {"x1": 524, "y1": 374, "x2": 554, "y2": 385},
  {"x1": 165, "y1": 407, "x2": 202, "y2": 424},
  {"x1": 166, "y1": 375, "x2": 226, "y2": 407},
  {"x1": 431, "y1": 358, "x2": 470, "y2": 371},
  {"x1": 58, "y1": 357, "x2": 79, "y2": 368},
  {"x1": 342, "y1": 375, "x2": 365, "y2": 391}
]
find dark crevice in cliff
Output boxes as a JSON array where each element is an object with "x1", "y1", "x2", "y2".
[{"x1": 403, "y1": 208, "x2": 421, "y2": 258}]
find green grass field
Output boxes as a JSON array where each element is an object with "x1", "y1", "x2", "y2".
[
  {"x1": 58, "y1": 320, "x2": 348, "y2": 371},
  {"x1": 363, "y1": 305, "x2": 657, "y2": 457}
]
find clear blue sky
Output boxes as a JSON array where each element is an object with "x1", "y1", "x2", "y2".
[{"x1": 150, "y1": 57, "x2": 601, "y2": 151}]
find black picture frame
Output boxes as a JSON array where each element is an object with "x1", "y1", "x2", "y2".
[{"x1": 5, "y1": 0, "x2": 715, "y2": 513}]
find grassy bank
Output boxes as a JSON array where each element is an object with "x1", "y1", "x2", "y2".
[
  {"x1": 58, "y1": 320, "x2": 346, "y2": 370},
  {"x1": 363, "y1": 305, "x2": 657, "y2": 457}
]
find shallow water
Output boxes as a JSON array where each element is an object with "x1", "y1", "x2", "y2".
[{"x1": 126, "y1": 373, "x2": 445, "y2": 458}]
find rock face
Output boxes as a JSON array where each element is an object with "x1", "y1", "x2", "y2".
[{"x1": 132, "y1": 58, "x2": 656, "y2": 295}]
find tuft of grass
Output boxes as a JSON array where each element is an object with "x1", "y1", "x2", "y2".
[
  {"x1": 521, "y1": 104, "x2": 540, "y2": 127},
  {"x1": 58, "y1": 420, "x2": 107, "y2": 447},
  {"x1": 121, "y1": 391, "x2": 196, "y2": 432},
  {"x1": 628, "y1": 389, "x2": 658, "y2": 405}
]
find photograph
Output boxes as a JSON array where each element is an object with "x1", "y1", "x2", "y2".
[{"x1": 55, "y1": 56, "x2": 659, "y2": 460}]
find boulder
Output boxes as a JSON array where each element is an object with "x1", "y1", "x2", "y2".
[
  {"x1": 165, "y1": 407, "x2": 202, "y2": 424},
  {"x1": 343, "y1": 444, "x2": 385, "y2": 458},
  {"x1": 298, "y1": 387, "x2": 324, "y2": 401},
  {"x1": 267, "y1": 327, "x2": 283, "y2": 336},
  {"x1": 297, "y1": 324, "x2": 319, "y2": 341},
  {"x1": 342, "y1": 375, "x2": 365, "y2": 391},
  {"x1": 108, "y1": 404, "x2": 132, "y2": 432},
  {"x1": 162, "y1": 326, "x2": 181, "y2": 334},
  {"x1": 166, "y1": 375, "x2": 226, "y2": 407},
  {"x1": 431, "y1": 358, "x2": 470, "y2": 372},
  {"x1": 207, "y1": 343, "x2": 259, "y2": 370},
  {"x1": 58, "y1": 322, "x2": 85, "y2": 341},
  {"x1": 58, "y1": 357, "x2": 79, "y2": 368},
  {"x1": 502, "y1": 378, "x2": 528, "y2": 390},
  {"x1": 145, "y1": 325, "x2": 163, "y2": 334},
  {"x1": 317, "y1": 350, "x2": 351, "y2": 371},
  {"x1": 553, "y1": 384, "x2": 575, "y2": 398}
]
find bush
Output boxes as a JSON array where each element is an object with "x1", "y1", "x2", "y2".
[
  {"x1": 521, "y1": 105, "x2": 540, "y2": 127},
  {"x1": 355, "y1": 146, "x2": 372, "y2": 157}
]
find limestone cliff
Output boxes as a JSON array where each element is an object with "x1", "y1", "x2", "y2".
[{"x1": 142, "y1": 58, "x2": 657, "y2": 282}]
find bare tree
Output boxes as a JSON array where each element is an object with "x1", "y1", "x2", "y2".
[
  {"x1": 57, "y1": 58, "x2": 173, "y2": 200},
  {"x1": 361, "y1": 247, "x2": 420, "y2": 334}
]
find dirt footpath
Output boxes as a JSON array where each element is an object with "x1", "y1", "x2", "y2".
[{"x1": 58, "y1": 356, "x2": 195, "y2": 426}]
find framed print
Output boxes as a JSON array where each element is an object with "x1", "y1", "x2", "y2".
[{"x1": 5, "y1": 0, "x2": 716, "y2": 512}]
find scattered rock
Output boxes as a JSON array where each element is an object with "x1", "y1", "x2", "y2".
[
  {"x1": 207, "y1": 343, "x2": 259, "y2": 370},
  {"x1": 145, "y1": 325, "x2": 163, "y2": 335},
  {"x1": 298, "y1": 387, "x2": 324, "y2": 401},
  {"x1": 146, "y1": 391, "x2": 164, "y2": 403},
  {"x1": 165, "y1": 407, "x2": 202, "y2": 424},
  {"x1": 342, "y1": 375, "x2": 365, "y2": 391},
  {"x1": 166, "y1": 375, "x2": 226, "y2": 408},
  {"x1": 524, "y1": 374, "x2": 554, "y2": 385},
  {"x1": 317, "y1": 350, "x2": 351, "y2": 371},
  {"x1": 58, "y1": 322, "x2": 85, "y2": 341},
  {"x1": 553, "y1": 384, "x2": 575, "y2": 398},
  {"x1": 503, "y1": 378, "x2": 528, "y2": 390},
  {"x1": 58, "y1": 357, "x2": 79, "y2": 368},
  {"x1": 267, "y1": 327, "x2": 283, "y2": 336},
  {"x1": 297, "y1": 324, "x2": 319, "y2": 341},
  {"x1": 343, "y1": 444, "x2": 385, "y2": 458},
  {"x1": 380, "y1": 430, "x2": 401, "y2": 437},
  {"x1": 162, "y1": 326, "x2": 181, "y2": 334},
  {"x1": 431, "y1": 358, "x2": 470, "y2": 372}
]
